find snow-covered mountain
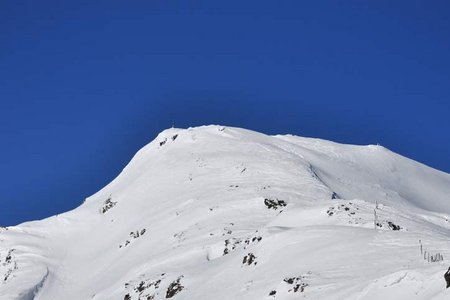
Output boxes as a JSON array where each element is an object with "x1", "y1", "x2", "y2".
[{"x1": 2, "y1": 125, "x2": 450, "y2": 300}]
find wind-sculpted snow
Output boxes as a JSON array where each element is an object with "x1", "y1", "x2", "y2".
[
  {"x1": 17, "y1": 268, "x2": 48, "y2": 300},
  {"x1": 1, "y1": 125, "x2": 450, "y2": 299}
]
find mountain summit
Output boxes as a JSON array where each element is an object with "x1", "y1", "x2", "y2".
[{"x1": 2, "y1": 125, "x2": 450, "y2": 299}]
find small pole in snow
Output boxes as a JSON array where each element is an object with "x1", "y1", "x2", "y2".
[
  {"x1": 374, "y1": 209, "x2": 378, "y2": 229},
  {"x1": 419, "y1": 240, "x2": 423, "y2": 255},
  {"x1": 428, "y1": 253, "x2": 430, "y2": 262},
  {"x1": 424, "y1": 251, "x2": 427, "y2": 260},
  {"x1": 375, "y1": 200, "x2": 378, "y2": 209}
]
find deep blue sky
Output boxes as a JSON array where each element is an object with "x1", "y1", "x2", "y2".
[{"x1": 1, "y1": 1, "x2": 450, "y2": 226}]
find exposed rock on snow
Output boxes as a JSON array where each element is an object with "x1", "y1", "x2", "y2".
[
  {"x1": 100, "y1": 196, "x2": 117, "y2": 214},
  {"x1": 264, "y1": 198, "x2": 287, "y2": 210}
]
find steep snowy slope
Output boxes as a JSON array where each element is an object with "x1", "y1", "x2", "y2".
[{"x1": 2, "y1": 125, "x2": 450, "y2": 300}]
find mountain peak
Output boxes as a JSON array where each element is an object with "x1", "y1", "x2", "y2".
[{"x1": 2, "y1": 126, "x2": 450, "y2": 299}]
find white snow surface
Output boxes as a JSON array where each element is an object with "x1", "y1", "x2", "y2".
[{"x1": 2, "y1": 125, "x2": 450, "y2": 300}]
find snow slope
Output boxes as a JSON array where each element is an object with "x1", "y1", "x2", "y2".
[{"x1": 2, "y1": 125, "x2": 450, "y2": 300}]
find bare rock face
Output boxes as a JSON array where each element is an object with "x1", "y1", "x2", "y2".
[
  {"x1": 264, "y1": 198, "x2": 287, "y2": 210},
  {"x1": 101, "y1": 196, "x2": 117, "y2": 214},
  {"x1": 242, "y1": 253, "x2": 257, "y2": 266},
  {"x1": 166, "y1": 277, "x2": 184, "y2": 298}
]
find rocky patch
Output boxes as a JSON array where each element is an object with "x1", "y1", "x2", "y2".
[
  {"x1": 223, "y1": 238, "x2": 238, "y2": 255},
  {"x1": 327, "y1": 202, "x2": 358, "y2": 217},
  {"x1": 327, "y1": 202, "x2": 405, "y2": 231},
  {"x1": 1, "y1": 249, "x2": 17, "y2": 282},
  {"x1": 269, "y1": 275, "x2": 309, "y2": 297},
  {"x1": 119, "y1": 229, "x2": 147, "y2": 248},
  {"x1": 283, "y1": 276, "x2": 308, "y2": 293},
  {"x1": 387, "y1": 221, "x2": 401, "y2": 230},
  {"x1": 326, "y1": 202, "x2": 364, "y2": 226},
  {"x1": 101, "y1": 196, "x2": 117, "y2": 214},
  {"x1": 376, "y1": 220, "x2": 402, "y2": 231},
  {"x1": 159, "y1": 134, "x2": 179, "y2": 147},
  {"x1": 159, "y1": 138, "x2": 167, "y2": 147},
  {"x1": 223, "y1": 234, "x2": 262, "y2": 256},
  {"x1": 242, "y1": 253, "x2": 257, "y2": 266},
  {"x1": 123, "y1": 273, "x2": 184, "y2": 300},
  {"x1": 264, "y1": 198, "x2": 287, "y2": 210},
  {"x1": 166, "y1": 277, "x2": 184, "y2": 298}
]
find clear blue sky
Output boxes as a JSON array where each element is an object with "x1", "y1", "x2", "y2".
[{"x1": 1, "y1": 1, "x2": 450, "y2": 226}]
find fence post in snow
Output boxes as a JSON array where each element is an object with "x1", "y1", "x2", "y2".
[
  {"x1": 374, "y1": 209, "x2": 378, "y2": 229},
  {"x1": 419, "y1": 240, "x2": 422, "y2": 255},
  {"x1": 424, "y1": 251, "x2": 427, "y2": 260}
]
